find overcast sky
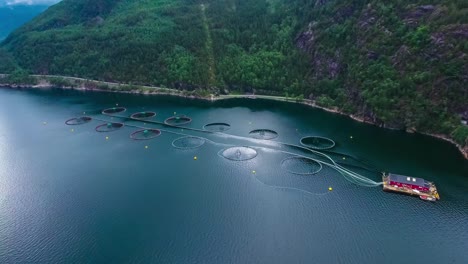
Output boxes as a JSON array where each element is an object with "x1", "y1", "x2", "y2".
[{"x1": 0, "y1": 0, "x2": 61, "y2": 6}]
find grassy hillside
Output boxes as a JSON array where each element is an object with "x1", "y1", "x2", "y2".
[{"x1": 1, "y1": 0, "x2": 467, "y2": 147}]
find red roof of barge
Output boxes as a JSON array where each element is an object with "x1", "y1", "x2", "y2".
[{"x1": 388, "y1": 174, "x2": 428, "y2": 187}]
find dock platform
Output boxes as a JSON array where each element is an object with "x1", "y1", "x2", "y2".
[{"x1": 382, "y1": 174, "x2": 440, "y2": 201}]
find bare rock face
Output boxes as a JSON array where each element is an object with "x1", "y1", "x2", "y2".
[
  {"x1": 295, "y1": 22, "x2": 342, "y2": 79},
  {"x1": 431, "y1": 32, "x2": 446, "y2": 46},
  {"x1": 367, "y1": 51, "x2": 379, "y2": 60},
  {"x1": 431, "y1": 24, "x2": 468, "y2": 44},
  {"x1": 356, "y1": 5, "x2": 378, "y2": 47},
  {"x1": 403, "y1": 5, "x2": 435, "y2": 26},
  {"x1": 428, "y1": 24, "x2": 468, "y2": 74},
  {"x1": 309, "y1": 53, "x2": 340, "y2": 79},
  {"x1": 392, "y1": 45, "x2": 411, "y2": 68},
  {"x1": 419, "y1": 5, "x2": 435, "y2": 11},
  {"x1": 87, "y1": 16, "x2": 104, "y2": 27},
  {"x1": 93, "y1": 16, "x2": 105, "y2": 25},
  {"x1": 459, "y1": 110, "x2": 468, "y2": 122},
  {"x1": 450, "y1": 24, "x2": 468, "y2": 39},
  {"x1": 357, "y1": 5, "x2": 377, "y2": 31},
  {"x1": 333, "y1": 5, "x2": 356, "y2": 23},
  {"x1": 295, "y1": 23, "x2": 316, "y2": 53},
  {"x1": 315, "y1": 0, "x2": 329, "y2": 7}
]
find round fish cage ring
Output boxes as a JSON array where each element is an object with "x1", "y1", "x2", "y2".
[
  {"x1": 281, "y1": 156, "x2": 323, "y2": 175},
  {"x1": 248, "y1": 129, "x2": 278, "y2": 140},
  {"x1": 130, "y1": 111, "x2": 156, "y2": 120},
  {"x1": 164, "y1": 115, "x2": 192, "y2": 126},
  {"x1": 95, "y1": 122, "x2": 125, "y2": 132},
  {"x1": 220, "y1": 146, "x2": 258, "y2": 161},
  {"x1": 130, "y1": 129, "x2": 161, "y2": 140},
  {"x1": 65, "y1": 116, "x2": 92, "y2": 125},
  {"x1": 203, "y1": 123, "x2": 231, "y2": 132},
  {"x1": 300, "y1": 136, "x2": 335, "y2": 150},
  {"x1": 102, "y1": 107, "x2": 126, "y2": 115},
  {"x1": 172, "y1": 136, "x2": 206, "y2": 149}
]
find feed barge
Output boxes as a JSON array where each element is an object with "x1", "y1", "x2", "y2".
[{"x1": 382, "y1": 173, "x2": 440, "y2": 201}]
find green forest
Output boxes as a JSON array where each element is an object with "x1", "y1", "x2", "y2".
[{"x1": 0, "y1": 0, "x2": 467, "y2": 147}]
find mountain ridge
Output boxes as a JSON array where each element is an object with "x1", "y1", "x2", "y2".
[{"x1": 0, "y1": 4, "x2": 49, "y2": 40}]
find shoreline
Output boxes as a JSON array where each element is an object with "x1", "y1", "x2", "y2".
[{"x1": 1, "y1": 76, "x2": 467, "y2": 160}]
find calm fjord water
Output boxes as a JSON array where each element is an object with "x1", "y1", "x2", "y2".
[{"x1": 0, "y1": 87, "x2": 467, "y2": 263}]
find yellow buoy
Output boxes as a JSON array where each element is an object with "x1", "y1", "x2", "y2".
[
  {"x1": 252, "y1": 170, "x2": 256, "y2": 174},
  {"x1": 342, "y1": 157, "x2": 346, "y2": 160},
  {"x1": 194, "y1": 156, "x2": 197, "y2": 160},
  {"x1": 350, "y1": 136, "x2": 353, "y2": 139},
  {"x1": 328, "y1": 187, "x2": 333, "y2": 191},
  {"x1": 105, "y1": 136, "x2": 109, "y2": 140},
  {"x1": 145, "y1": 146, "x2": 148, "y2": 149}
]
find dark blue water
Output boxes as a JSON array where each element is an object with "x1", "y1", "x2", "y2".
[{"x1": 0, "y1": 87, "x2": 467, "y2": 263}]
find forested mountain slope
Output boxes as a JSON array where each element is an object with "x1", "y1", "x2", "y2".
[
  {"x1": 0, "y1": 4, "x2": 49, "y2": 40},
  {"x1": 1, "y1": 0, "x2": 467, "y2": 147}
]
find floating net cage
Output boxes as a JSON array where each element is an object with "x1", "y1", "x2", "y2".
[
  {"x1": 130, "y1": 129, "x2": 161, "y2": 140},
  {"x1": 220, "y1": 146, "x2": 258, "y2": 161},
  {"x1": 300, "y1": 136, "x2": 335, "y2": 150},
  {"x1": 172, "y1": 136, "x2": 206, "y2": 149},
  {"x1": 164, "y1": 115, "x2": 192, "y2": 126},
  {"x1": 102, "y1": 107, "x2": 126, "y2": 115},
  {"x1": 281, "y1": 156, "x2": 323, "y2": 175},
  {"x1": 130, "y1": 111, "x2": 156, "y2": 120},
  {"x1": 249, "y1": 129, "x2": 278, "y2": 140},
  {"x1": 65, "y1": 116, "x2": 92, "y2": 125},
  {"x1": 203, "y1": 123, "x2": 231, "y2": 132},
  {"x1": 95, "y1": 122, "x2": 125, "y2": 132}
]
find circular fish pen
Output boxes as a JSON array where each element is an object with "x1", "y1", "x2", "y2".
[
  {"x1": 203, "y1": 123, "x2": 231, "y2": 132},
  {"x1": 220, "y1": 146, "x2": 258, "y2": 161},
  {"x1": 130, "y1": 129, "x2": 161, "y2": 140},
  {"x1": 130, "y1": 111, "x2": 156, "y2": 120},
  {"x1": 65, "y1": 116, "x2": 92, "y2": 125},
  {"x1": 95, "y1": 122, "x2": 125, "y2": 132},
  {"x1": 172, "y1": 136, "x2": 205, "y2": 149},
  {"x1": 281, "y1": 156, "x2": 323, "y2": 175},
  {"x1": 164, "y1": 115, "x2": 192, "y2": 126},
  {"x1": 249, "y1": 129, "x2": 278, "y2": 140},
  {"x1": 300, "y1": 136, "x2": 335, "y2": 150},
  {"x1": 102, "y1": 107, "x2": 126, "y2": 115}
]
